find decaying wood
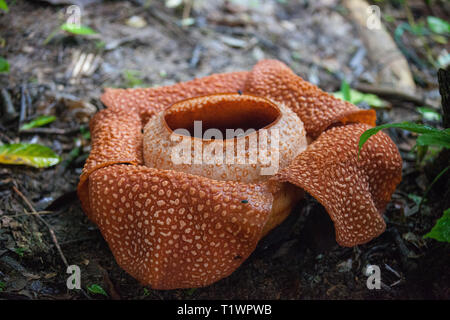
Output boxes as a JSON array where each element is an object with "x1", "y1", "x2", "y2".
[
  {"x1": 343, "y1": 0, "x2": 416, "y2": 92},
  {"x1": 354, "y1": 83, "x2": 439, "y2": 109}
]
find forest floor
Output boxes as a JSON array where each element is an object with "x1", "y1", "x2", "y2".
[{"x1": 0, "y1": 0, "x2": 449, "y2": 299}]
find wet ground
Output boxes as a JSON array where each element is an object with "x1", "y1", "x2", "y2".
[{"x1": 0, "y1": 0, "x2": 449, "y2": 299}]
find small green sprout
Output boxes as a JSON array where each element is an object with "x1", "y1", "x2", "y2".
[{"x1": 87, "y1": 284, "x2": 108, "y2": 297}]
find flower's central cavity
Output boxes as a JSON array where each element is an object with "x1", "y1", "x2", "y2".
[
  {"x1": 163, "y1": 94, "x2": 281, "y2": 139},
  {"x1": 143, "y1": 93, "x2": 307, "y2": 183}
]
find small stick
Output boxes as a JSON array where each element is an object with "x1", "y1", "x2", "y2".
[
  {"x1": 8, "y1": 210, "x2": 55, "y2": 218},
  {"x1": 384, "y1": 263, "x2": 401, "y2": 278},
  {"x1": 25, "y1": 86, "x2": 32, "y2": 112},
  {"x1": 19, "y1": 127, "x2": 81, "y2": 135},
  {"x1": 12, "y1": 186, "x2": 91, "y2": 300},
  {"x1": 13, "y1": 186, "x2": 68, "y2": 267},
  {"x1": 182, "y1": 0, "x2": 193, "y2": 23},
  {"x1": 0, "y1": 88, "x2": 18, "y2": 122},
  {"x1": 55, "y1": 236, "x2": 98, "y2": 247},
  {"x1": 19, "y1": 84, "x2": 27, "y2": 126},
  {"x1": 189, "y1": 44, "x2": 202, "y2": 68},
  {"x1": 391, "y1": 227, "x2": 413, "y2": 261},
  {"x1": 97, "y1": 264, "x2": 121, "y2": 300},
  {"x1": 353, "y1": 83, "x2": 439, "y2": 109}
]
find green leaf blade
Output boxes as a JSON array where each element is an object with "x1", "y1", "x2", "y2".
[
  {"x1": 20, "y1": 115, "x2": 56, "y2": 131},
  {"x1": 358, "y1": 126, "x2": 383, "y2": 155},
  {"x1": 332, "y1": 82, "x2": 387, "y2": 108},
  {"x1": 0, "y1": 143, "x2": 61, "y2": 168},
  {"x1": 60, "y1": 23, "x2": 97, "y2": 35},
  {"x1": 427, "y1": 16, "x2": 450, "y2": 35},
  {"x1": 0, "y1": 56, "x2": 10, "y2": 74},
  {"x1": 87, "y1": 284, "x2": 108, "y2": 296},
  {"x1": 0, "y1": 0, "x2": 9, "y2": 13},
  {"x1": 417, "y1": 107, "x2": 442, "y2": 122},
  {"x1": 416, "y1": 132, "x2": 450, "y2": 148},
  {"x1": 358, "y1": 122, "x2": 450, "y2": 156},
  {"x1": 341, "y1": 80, "x2": 351, "y2": 102},
  {"x1": 424, "y1": 208, "x2": 450, "y2": 242}
]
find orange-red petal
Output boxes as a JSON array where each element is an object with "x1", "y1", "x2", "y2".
[
  {"x1": 78, "y1": 107, "x2": 143, "y2": 216},
  {"x1": 274, "y1": 123, "x2": 402, "y2": 246},
  {"x1": 101, "y1": 71, "x2": 249, "y2": 124},
  {"x1": 244, "y1": 59, "x2": 376, "y2": 138},
  {"x1": 88, "y1": 164, "x2": 273, "y2": 289}
]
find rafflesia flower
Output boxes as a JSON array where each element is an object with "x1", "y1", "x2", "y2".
[{"x1": 78, "y1": 60, "x2": 402, "y2": 289}]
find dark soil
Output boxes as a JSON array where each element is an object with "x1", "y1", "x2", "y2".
[{"x1": 0, "y1": 0, "x2": 449, "y2": 300}]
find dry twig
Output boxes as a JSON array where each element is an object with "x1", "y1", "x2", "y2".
[
  {"x1": 12, "y1": 186, "x2": 91, "y2": 300},
  {"x1": 13, "y1": 186, "x2": 68, "y2": 266}
]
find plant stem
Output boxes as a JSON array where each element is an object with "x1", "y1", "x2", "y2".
[{"x1": 418, "y1": 166, "x2": 450, "y2": 213}]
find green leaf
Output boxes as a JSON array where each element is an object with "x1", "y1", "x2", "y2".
[
  {"x1": 341, "y1": 80, "x2": 351, "y2": 102},
  {"x1": 424, "y1": 208, "x2": 450, "y2": 242},
  {"x1": 416, "y1": 132, "x2": 450, "y2": 148},
  {"x1": 123, "y1": 69, "x2": 145, "y2": 88},
  {"x1": 356, "y1": 93, "x2": 386, "y2": 108},
  {"x1": 383, "y1": 14, "x2": 395, "y2": 23},
  {"x1": 431, "y1": 34, "x2": 448, "y2": 44},
  {"x1": 0, "y1": 0, "x2": 8, "y2": 13},
  {"x1": 427, "y1": 16, "x2": 450, "y2": 35},
  {"x1": 410, "y1": 21, "x2": 427, "y2": 36},
  {"x1": 87, "y1": 284, "x2": 108, "y2": 296},
  {"x1": 0, "y1": 56, "x2": 10, "y2": 73},
  {"x1": 332, "y1": 84, "x2": 387, "y2": 108},
  {"x1": 0, "y1": 143, "x2": 61, "y2": 168},
  {"x1": 408, "y1": 194, "x2": 423, "y2": 206},
  {"x1": 185, "y1": 288, "x2": 197, "y2": 296},
  {"x1": 20, "y1": 115, "x2": 56, "y2": 131},
  {"x1": 417, "y1": 107, "x2": 441, "y2": 122},
  {"x1": 346, "y1": 89, "x2": 386, "y2": 108},
  {"x1": 358, "y1": 122, "x2": 450, "y2": 155},
  {"x1": 415, "y1": 144, "x2": 429, "y2": 164},
  {"x1": 80, "y1": 126, "x2": 91, "y2": 140},
  {"x1": 60, "y1": 23, "x2": 97, "y2": 35},
  {"x1": 14, "y1": 247, "x2": 26, "y2": 257},
  {"x1": 180, "y1": 17, "x2": 195, "y2": 27}
]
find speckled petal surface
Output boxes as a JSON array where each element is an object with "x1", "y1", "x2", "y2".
[
  {"x1": 101, "y1": 71, "x2": 249, "y2": 124},
  {"x1": 88, "y1": 164, "x2": 273, "y2": 289},
  {"x1": 78, "y1": 107, "x2": 143, "y2": 216},
  {"x1": 274, "y1": 123, "x2": 402, "y2": 246},
  {"x1": 244, "y1": 60, "x2": 376, "y2": 138}
]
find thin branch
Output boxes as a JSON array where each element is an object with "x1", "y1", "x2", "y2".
[
  {"x1": 418, "y1": 166, "x2": 450, "y2": 213},
  {"x1": 13, "y1": 186, "x2": 68, "y2": 267},
  {"x1": 19, "y1": 127, "x2": 81, "y2": 135},
  {"x1": 8, "y1": 210, "x2": 55, "y2": 218},
  {"x1": 12, "y1": 186, "x2": 91, "y2": 299},
  {"x1": 18, "y1": 84, "x2": 28, "y2": 129},
  {"x1": 0, "y1": 88, "x2": 18, "y2": 122},
  {"x1": 353, "y1": 83, "x2": 440, "y2": 109}
]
